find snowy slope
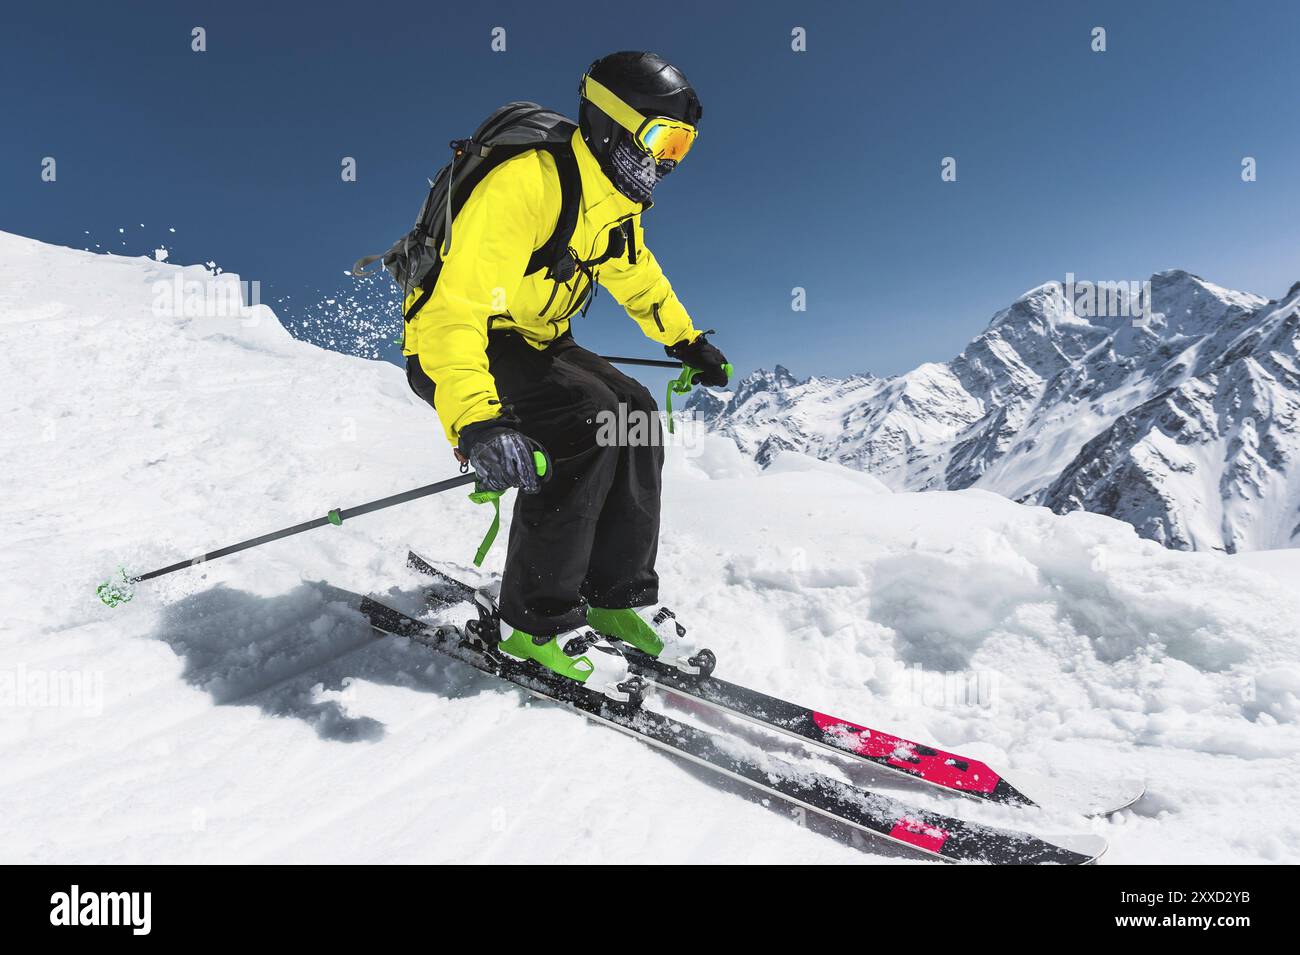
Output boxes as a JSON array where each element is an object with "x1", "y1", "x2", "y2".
[
  {"x1": 689, "y1": 271, "x2": 1300, "y2": 552},
  {"x1": 2, "y1": 232, "x2": 1299, "y2": 864}
]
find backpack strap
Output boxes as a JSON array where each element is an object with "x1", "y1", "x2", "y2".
[
  {"x1": 526, "y1": 143, "x2": 581, "y2": 277},
  {"x1": 403, "y1": 285, "x2": 435, "y2": 323}
]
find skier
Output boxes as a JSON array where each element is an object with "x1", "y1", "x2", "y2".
[{"x1": 403, "y1": 52, "x2": 730, "y2": 701}]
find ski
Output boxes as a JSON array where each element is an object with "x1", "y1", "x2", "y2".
[
  {"x1": 405, "y1": 551, "x2": 1143, "y2": 815},
  {"x1": 325, "y1": 581, "x2": 1103, "y2": 864},
  {"x1": 405, "y1": 552, "x2": 1038, "y2": 806},
  {"x1": 625, "y1": 652, "x2": 1038, "y2": 802}
]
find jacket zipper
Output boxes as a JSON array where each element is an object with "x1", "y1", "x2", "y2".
[
  {"x1": 625, "y1": 221, "x2": 638, "y2": 265},
  {"x1": 557, "y1": 272, "x2": 591, "y2": 322},
  {"x1": 537, "y1": 277, "x2": 561, "y2": 319}
]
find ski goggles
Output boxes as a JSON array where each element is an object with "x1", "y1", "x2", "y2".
[{"x1": 581, "y1": 75, "x2": 698, "y2": 164}]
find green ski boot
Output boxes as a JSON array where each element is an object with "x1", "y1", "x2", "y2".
[
  {"x1": 586, "y1": 606, "x2": 716, "y2": 678},
  {"x1": 498, "y1": 626, "x2": 644, "y2": 704},
  {"x1": 473, "y1": 585, "x2": 642, "y2": 705}
]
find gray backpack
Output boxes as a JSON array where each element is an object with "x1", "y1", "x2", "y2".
[{"x1": 351, "y1": 102, "x2": 592, "y2": 323}]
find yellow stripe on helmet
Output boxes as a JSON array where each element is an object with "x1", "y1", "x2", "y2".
[{"x1": 581, "y1": 75, "x2": 652, "y2": 137}]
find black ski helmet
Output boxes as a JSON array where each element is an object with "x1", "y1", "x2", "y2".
[{"x1": 579, "y1": 51, "x2": 703, "y2": 177}]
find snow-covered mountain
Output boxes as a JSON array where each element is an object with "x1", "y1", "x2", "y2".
[
  {"x1": 688, "y1": 271, "x2": 1300, "y2": 552},
  {"x1": 4, "y1": 232, "x2": 1300, "y2": 864}
]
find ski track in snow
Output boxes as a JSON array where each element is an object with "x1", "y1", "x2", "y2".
[{"x1": 2, "y1": 231, "x2": 1299, "y2": 864}]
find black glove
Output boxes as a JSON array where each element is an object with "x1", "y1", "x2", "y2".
[
  {"x1": 666, "y1": 332, "x2": 729, "y2": 387},
  {"x1": 458, "y1": 420, "x2": 548, "y2": 494}
]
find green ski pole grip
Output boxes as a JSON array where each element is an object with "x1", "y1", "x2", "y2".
[{"x1": 666, "y1": 364, "x2": 702, "y2": 434}]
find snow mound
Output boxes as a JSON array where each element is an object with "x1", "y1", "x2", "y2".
[
  {"x1": 3, "y1": 232, "x2": 1299, "y2": 864},
  {"x1": 762, "y1": 449, "x2": 893, "y2": 493}
]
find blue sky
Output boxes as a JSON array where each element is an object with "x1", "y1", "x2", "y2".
[{"x1": 2, "y1": 1, "x2": 1297, "y2": 384}]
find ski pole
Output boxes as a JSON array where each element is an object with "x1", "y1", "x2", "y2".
[
  {"x1": 599, "y1": 356, "x2": 683, "y2": 368},
  {"x1": 96, "y1": 454, "x2": 545, "y2": 607},
  {"x1": 97, "y1": 355, "x2": 723, "y2": 606}
]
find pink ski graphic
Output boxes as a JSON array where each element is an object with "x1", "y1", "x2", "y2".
[{"x1": 813, "y1": 712, "x2": 1004, "y2": 796}]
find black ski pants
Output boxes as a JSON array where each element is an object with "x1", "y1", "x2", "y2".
[{"x1": 478, "y1": 331, "x2": 664, "y2": 635}]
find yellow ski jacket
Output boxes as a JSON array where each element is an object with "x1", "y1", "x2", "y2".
[{"x1": 402, "y1": 129, "x2": 699, "y2": 445}]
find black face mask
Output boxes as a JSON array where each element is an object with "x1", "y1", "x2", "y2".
[{"x1": 607, "y1": 138, "x2": 672, "y2": 203}]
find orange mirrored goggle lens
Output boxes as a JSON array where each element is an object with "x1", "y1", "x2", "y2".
[{"x1": 638, "y1": 119, "x2": 697, "y2": 163}]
